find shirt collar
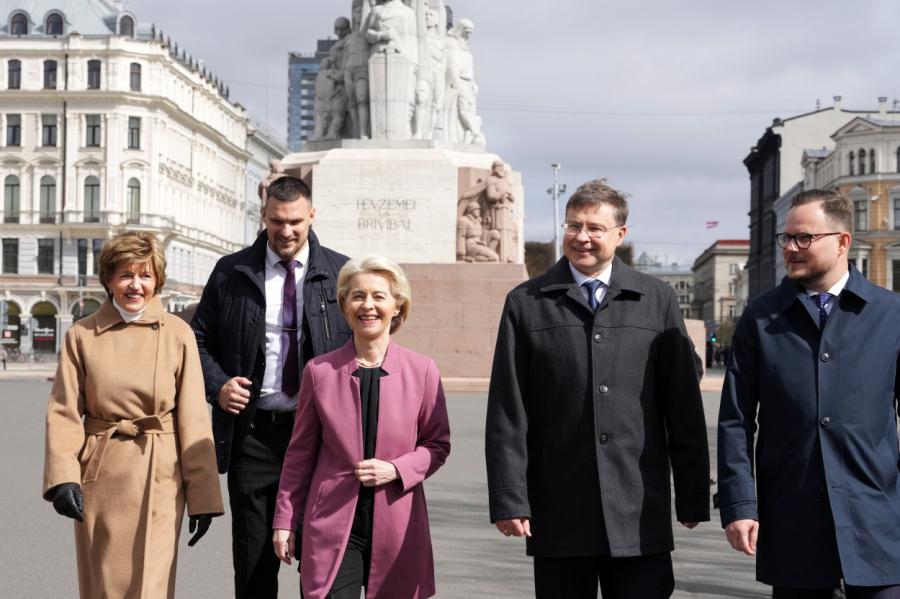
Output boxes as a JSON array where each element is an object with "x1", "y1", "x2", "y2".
[
  {"x1": 265, "y1": 240, "x2": 310, "y2": 271},
  {"x1": 568, "y1": 261, "x2": 613, "y2": 288},
  {"x1": 804, "y1": 269, "x2": 849, "y2": 299},
  {"x1": 112, "y1": 298, "x2": 145, "y2": 323}
]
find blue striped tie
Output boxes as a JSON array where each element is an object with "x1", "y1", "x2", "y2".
[{"x1": 584, "y1": 279, "x2": 602, "y2": 311}]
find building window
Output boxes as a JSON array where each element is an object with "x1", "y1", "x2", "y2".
[
  {"x1": 127, "y1": 116, "x2": 140, "y2": 149},
  {"x1": 10, "y1": 13, "x2": 28, "y2": 35},
  {"x1": 855, "y1": 199, "x2": 868, "y2": 231},
  {"x1": 92, "y1": 239, "x2": 103, "y2": 274},
  {"x1": 119, "y1": 15, "x2": 134, "y2": 37},
  {"x1": 4, "y1": 175, "x2": 20, "y2": 223},
  {"x1": 77, "y1": 238, "x2": 87, "y2": 276},
  {"x1": 869, "y1": 149, "x2": 876, "y2": 174},
  {"x1": 87, "y1": 59, "x2": 101, "y2": 89},
  {"x1": 43, "y1": 59, "x2": 57, "y2": 89},
  {"x1": 7, "y1": 59, "x2": 21, "y2": 89},
  {"x1": 45, "y1": 13, "x2": 63, "y2": 35},
  {"x1": 41, "y1": 114, "x2": 57, "y2": 146},
  {"x1": 37, "y1": 239, "x2": 54, "y2": 274},
  {"x1": 85, "y1": 114, "x2": 101, "y2": 147},
  {"x1": 849, "y1": 151, "x2": 855, "y2": 176},
  {"x1": 858, "y1": 257, "x2": 868, "y2": 278},
  {"x1": 130, "y1": 63, "x2": 141, "y2": 91},
  {"x1": 84, "y1": 176, "x2": 100, "y2": 222},
  {"x1": 858, "y1": 151, "x2": 865, "y2": 176},
  {"x1": 894, "y1": 197, "x2": 900, "y2": 231},
  {"x1": 6, "y1": 114, "x2": 21, "y2": 146},
  {"x1": 39, "y1": 175, "x2": 56, "y2": 223},
  {"x1": 126, "y1": 178, "x2": 140, "y2": 223},
  {"x1": 2, "y1": 239, "x2": 18, "y2": 273},
  {"x1": 893, "y1": 260, "x2": 900, "y2": 292}
]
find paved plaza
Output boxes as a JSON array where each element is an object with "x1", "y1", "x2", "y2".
[{"x1": 1, "y1": 376, "x2": 768, "y2": 598}]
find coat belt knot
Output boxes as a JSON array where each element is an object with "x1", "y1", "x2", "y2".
[{"x1": 82, "y1": 413, "x2": 175, "y2": 484}]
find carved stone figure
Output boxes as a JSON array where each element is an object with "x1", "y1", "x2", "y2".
[
  {"x1": 344, "y1": 0, "x2": 372, "y2": 138},
  {"x1": 444, "y1": 19, "x2": 483, "y2": 144},
  {"x1": 257, "y1": 159, "x2": 286, "y2": 202},
  {"x1": 310, "y1": 56, "x2": 347, "y2": 141},
  {"x1": 456, "y1": 200, "x2": 499, "y2": 262},
  {"x1": 484, "y1": 160, "x2": 517, "y2": 262},
  {"x1": 413, "y1": 7, "x2": 446, "y2": 140},
  {"x1": 366, "y1": 0, "x2": 419, "y2": 140},
  {"x1": 365, "y1": 0, "x2": 419, "y2": 61}
]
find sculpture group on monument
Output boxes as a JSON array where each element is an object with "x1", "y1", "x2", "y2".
[{"x1": 311, "y1": 0, "x2": 484, "y2": 145}]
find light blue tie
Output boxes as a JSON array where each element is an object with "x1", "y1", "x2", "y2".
[{"x1": 584, "y1": 279, "x2": 602, "y2": 311}]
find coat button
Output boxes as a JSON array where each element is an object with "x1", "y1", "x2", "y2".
[
  {"x1": 599, "y1": 433, "x2": 609, "y2": 444},
  {"x1": 593, "y1": 333, "x2": 602, "y2": 343},
  {"x1": 820, "y1": 352, "x2": 831, "y2": 362},
  {"x1": 598, "y1": 384, "x2": 609, "y2": 393},
  {"x1": 151, "y1": 323, "x2": 159, "y2": 330},
  {"x1": 820, "y1": 416, "x2": 831, "y2": 426}
]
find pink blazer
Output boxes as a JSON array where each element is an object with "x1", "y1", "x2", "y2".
[{"x1": 274, "y1": 340, "x2": 451, "y2": 599}]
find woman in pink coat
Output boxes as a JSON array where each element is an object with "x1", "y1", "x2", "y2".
[{"x1": 273, "y1": 254, "x2": 451, "y2": 599}]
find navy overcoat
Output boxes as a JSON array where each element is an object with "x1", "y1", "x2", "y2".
[{"x1": 718, "y1": 266, "x2": 900, "y2": 588}]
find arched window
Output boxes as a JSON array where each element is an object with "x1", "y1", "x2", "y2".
[
  {"x1": 129, "y1": 62, "x2": 141, "y2": 91},
  {"x1": 84, "y1": 176, "x2": 100, "y2": 222},
  {"x1": 896, "y1": 147, "x2": 900, "y2": 173},
  {"x1": 849, "y1": 151, "x2": 855, "y2": 176},
  {"x1": 39, "y1": 175, "x2": 56, "y2": 223},
  {"x1": 11, "y1": 13, "x2": 28, "y2": 35},
  {"x1": 858, "y1": 150, "x2": 865, "y2": 175},
  {"x1": 87, "y1": 59, "x2": 101, "y2": 89},
  {"x1": 45, "y1": 13, "x2": 63, "y2": 35},
  {"x1": 7, "y1": 59, "x2": 21, "y2": 89},
  {"x1": 43, "y1": 59, "x2": 57, "y2": 89},
  {"x1": 869, "y1": 148, "x2": 876, "y2": 174},
  {"x1": 4, "y1": 175, "x2": 21, "y2": 223},
  {"x1": 126, "y1": 178, "x2": 140, "y2": 223},
  {"x1": 119, "y1": 15, "x2": 134, "y2": 37}
]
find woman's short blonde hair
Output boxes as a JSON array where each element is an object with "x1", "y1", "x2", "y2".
[
  {"x1": 97, "y1": 231, "x2": 167, "y2": 297},
  {"x1": 337, "y1": 255, "x2": 411, "y2": 334}
]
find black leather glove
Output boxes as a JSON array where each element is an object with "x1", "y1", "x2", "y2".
[
  {"x1": 52, "y1": 483, "x2": 84, "y2": 522},
  {"x1": 188, "y1": 514, "x2": 213, "y2": 547}
]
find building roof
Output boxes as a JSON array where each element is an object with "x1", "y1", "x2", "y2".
[
  {"x1": 0, "y1": 0, "x2": 149, "y2": 37},
  {"x1": 714, "y1": 239, "x2": 750, "y2": 246},
  {"x1": 804, "y1": 148, "x2": 830, "y2": 158}
]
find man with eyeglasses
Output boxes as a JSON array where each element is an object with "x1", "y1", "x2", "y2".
[
  {"x1": 718, "y1": 189, "x2": 900, "y2": 598},
  {"x1": 486, "y1": 179, "x2": 709, "y2": 598}
]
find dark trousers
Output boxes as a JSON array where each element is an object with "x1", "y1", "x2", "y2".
[
  {"x1": 773, "y1": 586, "x2": 900, "y2": 599},
  {"x1": 227, "y1": 411, "x2": 294, "y2": 599},
  {"x1": 534, "y1": 553, "x2": 674, "y2": 599},
  {"x1": 318, "y1": 490, "x2": 374, "y2": 599}
]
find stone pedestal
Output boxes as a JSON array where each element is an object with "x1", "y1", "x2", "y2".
[
  {"x1": 368, "y1": 53, "x2": 416, "y2": 140},
  {"x1": 393, "y1": 262, "x2": 526, "y2": 378},
  {"x1": 280, "y1": 144, "x2": 523, "y2": 264}
]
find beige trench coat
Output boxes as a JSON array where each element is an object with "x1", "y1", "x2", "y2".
[{"x1": 43, "y1": 298, "x2": 223, "y2": 599}]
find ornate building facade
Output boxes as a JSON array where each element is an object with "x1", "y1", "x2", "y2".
[{"x1": 0, "y1": 0, "x2": 255, "y2": 357}]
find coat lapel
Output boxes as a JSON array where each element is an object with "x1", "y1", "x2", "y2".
[{"x1": 234, "y1": 232, "x2": 268, "y2": 299}]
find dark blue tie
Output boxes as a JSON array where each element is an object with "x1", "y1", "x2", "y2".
[
  {"x1": 584, "y1": 279, "x2": 602, "y2": 311},
  {"x1": 812, "y1": 292, "x2": 833, "y2": 329},
  {"x1": 280, "y1": 260, "x2": 301, "y2": 397}
]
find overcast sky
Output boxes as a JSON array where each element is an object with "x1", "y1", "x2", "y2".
[{"x1": 129, "y1": 0, "x2": 900, "y2": 264}]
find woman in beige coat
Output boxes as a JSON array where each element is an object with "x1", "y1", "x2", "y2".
[{"x1": 43, "y1": 232, "x2": 224, "y2": 598}]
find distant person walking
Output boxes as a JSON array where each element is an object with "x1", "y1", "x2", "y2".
[{"x1": 718, "y1": 189, "x2": 900, "y2": 598}]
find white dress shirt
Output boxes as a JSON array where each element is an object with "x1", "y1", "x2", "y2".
[
  {"x1": 805, "y1": 269, "x2": 849, "y2": 316},
  {"x1": 258, "y1": 241, "x2": 310, "y2": 411},
  {"x1": 569, "y1": 261, "x2": 613, "y2": 308}
]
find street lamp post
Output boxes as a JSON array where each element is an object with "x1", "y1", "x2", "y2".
[{"x1": 547, "y1": 163, "x2": 566, "y2": 262}]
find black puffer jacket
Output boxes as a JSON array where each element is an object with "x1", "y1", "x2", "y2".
[{"x1": 191, "y1": 230, "x2": 351, "y2": 473}]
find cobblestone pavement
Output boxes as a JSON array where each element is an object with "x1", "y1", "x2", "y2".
[{"x1": 3, "y1": 379, "x2": 767, "y2": 598}]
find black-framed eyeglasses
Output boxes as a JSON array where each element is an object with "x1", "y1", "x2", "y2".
[
  {"x1": 562, "y1": 222, "x2": 622, "y2": 239},
  {"x1": 775, "y1": 232, "x2": 842, "y2": 249}
]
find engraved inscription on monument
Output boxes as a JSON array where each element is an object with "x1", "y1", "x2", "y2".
[{"x1": 356, "y1": 199, "x2": 417, "y2": 231}]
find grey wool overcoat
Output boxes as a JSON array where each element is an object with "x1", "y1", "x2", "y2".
[{"x1": 486, "y1": 256, "x2": 710, "y2": 557}]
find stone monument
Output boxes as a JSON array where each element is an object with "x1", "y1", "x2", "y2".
[{"x1": 279, "y1": 0, "x2": 525, "y2": 378}]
